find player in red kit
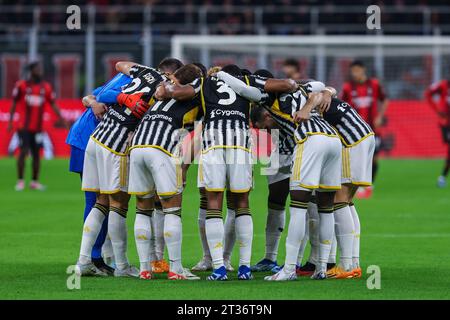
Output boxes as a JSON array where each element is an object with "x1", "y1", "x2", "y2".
[
  {"x1": 7, "y1": 62, "x2": 66, "y2": 191},
  {"x1": 425, "y1": 79, "x2": 450, "y2": 188},
  {"x1": 341, "y1": 60, "x2": 389, "y2": 198}
]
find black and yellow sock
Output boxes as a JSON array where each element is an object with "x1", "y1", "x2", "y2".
[
  {"x1": 236, "y1": 207, "x2": 251, "y2": 217},
  {"x1": 206, "y1": 209, "x2": 222, "y2": 220},
  {"x1": 318, "y1": 206, "x2": 334, "y2": 214},
  {"x1": 290, "y1": 200, "x2": 309, "y2": 209},
  {"x1": 199, "y1": 190, "x2": 207, "y2": 210},
  {"x1": 334, "y1": 202, "x2": 349, "y2": 211},
  {"x1": 94, "y1": 203, "x2": 109, "y2": 216},
  {"x1": 110, "y1": 206, "x2": 128, "y2": 218},
  {"x1": 136, "y1": 207, "x2": 154, "y2": 217},
  {"x1": 163, "y1": 207, "x2": 182, "y2": 217}
]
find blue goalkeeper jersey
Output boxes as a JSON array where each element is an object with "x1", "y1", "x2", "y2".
[{"x1": 66, "y1": 73, "x2": 131, "y2": 151}]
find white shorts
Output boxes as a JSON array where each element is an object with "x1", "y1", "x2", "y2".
[
  {"x1": 341, "y1": 135, "x2": 375, "y2": 186},
  {"x1": 81, "y1": 138, "x2": 129, "y2": 194},
  {"x1": 265, "y1": 153, "x2": 293, "y2": 185},
  {"x1": 290, "y1": 135, "x2": 342, "y2": 192},
  {"x1": 128, "y1": 147, "x2": 183, "y2": 198},
  {"x1": 199, "y1": 148, "x2": 253, "y2": 193}
]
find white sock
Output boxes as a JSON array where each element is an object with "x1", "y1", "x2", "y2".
[
  {"x1": 101, "y1": 234, "x2": 114, "y2": 262},
  {"x1": 108, "y1": 208, "x2": 129, "y2": 270},
  {"x1": 198, "y1": 208, "x2": 212, "y2": 261},
  {"x1": 148, "y1": 216, "x2": 157, "y2": 262},
  {"x1": 297, "y1": 213, "x2": 309, "y2": 266},
  {"x1": 265, "y1": 206, "x2": 286, "y2": 262},
  {"x1": 350, "y1": 203, "x2": 361, "y2": 268},
  {"x1": 223, "y1": 208, "x2": 236, "y2": 262},
  {"x1": 318, "y1": 209, "x2": 335, "y2": 272},
  {"x1": 307, "y1": 202, "x2": 319, "y2": 266},
  {"x1": 163, "y1": 211, "x2": 183, "y2": 273},
  {"x1": 334, "y1": 204, "x2": 354, "y2": 271},
  {"x1": 78, "y1": 205, "x2": 107, "y2": 265},
  {"x1": 235, "y1": 209, "x2": 253, "y2": 267},
  {"x1": 134, "y1": 210, "x2": 153, "y2": 272},
  {"x1": 284, "y1": 204, "x2": 307, "y2": 272},
  {"x1": 153, "y1": 208, "x2": 165, "y2": 261},
  {"x1": 328, "y1": 235, "x2": 337, "y2": 264},
  {"x1": 205, "y1": 215, "x2": 225, "y2": 269}
]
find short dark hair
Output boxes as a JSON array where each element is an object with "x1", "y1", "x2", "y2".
[
  {"x1": 254, "y1": 69, "x2": 274, "y2": 78},
  {"x1": 173, "y1": 64, "x2": 202, "y2": 85},
  {"x1": 221, "y1": 64, "x2": 242, "y2": 76},
  {"x1": 350, "y1": 60, "x2": 365, "y2": 68},
  {"x1": 192, "y1": 62, "x2": 207, "y2": 77},
  {"x1": 250, "y1": 106, "x2": 266, "y2": 127},
  {"x1": 283, "y1": 58, "x2": 299, "y2": 70},
  {"x1": 27, "y1": 61, "x2": 40, "y2": 72},
  {"x1": 158, "y1": 58, "x2": 184, "y2": 74},
  {"x1": 241, "y1": 68, "x2": 252, "y2": 76}
]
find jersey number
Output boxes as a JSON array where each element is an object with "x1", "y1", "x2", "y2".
[{"x1": 217, "y1": 82, "x2": 237, "y2": 106}]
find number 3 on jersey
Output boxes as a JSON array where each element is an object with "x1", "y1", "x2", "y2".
[{"x1": 217, "y1": 81, "x2": 237, "y2": 106}]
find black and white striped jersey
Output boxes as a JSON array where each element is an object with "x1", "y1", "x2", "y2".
[
  {"x1": 261, "y1": 98, "x2": 297, "y2": 155},
  {"x1": 190, "y1": 76, "x2": 259, "y2": 152},
  {"x1": 130, "y1": 96, "x2": 203, "y2": 156},
  {"x1": 279, "y1": 87, "x2": 338, "y2": 144},
  {"x1": 91, "y1": 65, "x2": 167, "y2": 155},
  {"x1": 323, "y1": 98, "x2": 374, "y2": 147}
]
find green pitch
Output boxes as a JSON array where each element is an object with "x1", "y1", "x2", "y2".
[{"x1": 0, "y1": 158, "x2": 449, "y2": 300}]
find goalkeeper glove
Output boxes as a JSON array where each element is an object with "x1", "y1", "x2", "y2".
[{"x1": 117, "y1": 92, "x2": 148, "y2": 119}]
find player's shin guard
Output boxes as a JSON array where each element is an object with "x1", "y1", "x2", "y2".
[
  {"x1": 235, "y1": 208, "x2": 253, "y2": 267},
  {"x1": 318, "y1": 206, "x2": 335, "y2": 273},
  {"x1": 79, "y1": 203, "x2": 108, "y2": 265},
  {"x1": 285, "y1": 201, "x2": 308, "y2": 272},
  {"x1": 163, "y1": 208, "x2": 183, "y2": 273},
  {"x1": 223, "y1": 197, "x2": 236, "y2": 262},
  {"x1": 134, "y1": 208, "x2": 154, "y2": 272},
  {"x1": 307, "y1": 201, "x2": 319, "y2": 266},
  {"x1": 297, "y1": 216, "x2": 309, "y2": 266},
  {"x1": 108, "y1": 207, "x2": 129, "y2": 270},
  {"x1": 265, "y1": 202, "x2": 286, "y2": 262},
  {"x1": 153, "y1": 201, "x2": 165, "y2": 261},
  {"x1": 334, "y1": 202, "x2": 354, "y2": 271},
  {"x1": 349, "y1": 202, "x2": 361, "y2": 268},
  {"x1": 328, "y1": 235, "x2": 337, "y2": 264},
  {"x1": 205, "y1": 209, "x2": 225, "y2": 269}
]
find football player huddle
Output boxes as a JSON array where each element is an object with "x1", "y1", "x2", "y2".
[{"x1": 70, "y1": 58, "x2": 374, "y2": 281}]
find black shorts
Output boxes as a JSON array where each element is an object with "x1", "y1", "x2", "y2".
[
  {"x1": 18, "y1": 130, "x2": 43, "y2": 152},
  {"x1": 441, "y1": 126, "x2": 450, "y2": 144}
]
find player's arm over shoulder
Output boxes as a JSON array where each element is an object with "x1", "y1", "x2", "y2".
[
  {"x1": 115, "y1": 61, "x2": 139, "y2": 76},
  {"x1": 155, "y1": 78, "x2": 200, "y2": 101}
]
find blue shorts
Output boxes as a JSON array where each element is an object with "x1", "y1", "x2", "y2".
[{"x1": 69, "y1": 146, "x2": 86, "y2": 174}]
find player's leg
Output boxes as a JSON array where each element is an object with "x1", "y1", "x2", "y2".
[
  {"x1": 29, "y1": 132, "x2": 45, "y2": 190},
  {"x1": 151, "y1": 195, "x2": 169, "y2": 273},
  {"x1": 76, "y1": 140, "x2": 110, "y2": 276},
  {"x1": 223, "y1": 190, "x2": 236, "y2": 271},
  {"x1": 76, "y1": 193, "x2": 110, "y2": 276},
  {"x1": 86, "y1": 190, "x2": 113, "y2": 275},
  {"x1": 313, "y1": 190, "x2": 336, "y2": 280},
  {"x1": 326, "y1": 185, "x2": 355, "y2": 279},
  {"x1": 252, "y1": 178, "x2": 289, "y2": 272},
  {"x1": 233, "y1": 191, "x2": 254, "y2": 280},
  {"x1": 437, "y1": 142, "x2": 450, "y2": 187},
  {"x1": 149, "y1": 149, "x2": 198, "y2": 280},
  {"x1": 205, "y1": 190, "x2": 227, "y2": 280},
  {"x1": 134, "y1": 195, "x2": 155, "y2": 280},
  {"x1": 228, "y1": 148, "x2": 254, "y2": 280},
  {"x1": 191, "y1": 187, "x2": 213, "y2": 271},
  {"x1": 15, "y1": 130, "x2": 28, "y2": 191},
  {"x1": 265, "y1": 189, "x2": 311, "y2": 281},
  {"x1": 311, "y1": 135, "x2": 342, "y2": 280},
  {"x1": 108, "y1": 191, "x2": 137, "y2": 277},
  {"x1": 202, "y1": 149, "x2": 228, "y2": 280}
]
